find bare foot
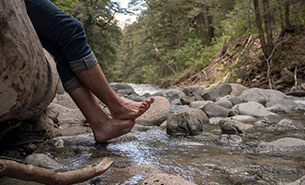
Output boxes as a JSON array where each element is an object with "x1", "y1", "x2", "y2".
[
  {"x1": 91, "y1": 117, "x2": 135, "y2": 143},
  {"x1": 110, "y1": 97, "x2": 154, "y2": 120}
]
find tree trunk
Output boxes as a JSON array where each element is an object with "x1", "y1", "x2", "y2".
[
  {"x1": 0, "y1": 1, "x2": 59, "y2": 123},
  {"x1": 253, "y1": 0, "x2": 268, "y2": 57},
  {"x1": 284, "y1": 0, "x2": 291, "y2": 28},
  {"x1": 247, "y1": 0, "x2": 251, "y2": 35},
  {"x1": 262, "y1": 0, "x2": 274, "y2": 57},
  {"x1": 201, "y1": 4, "x2": 214, "y2": 46}
]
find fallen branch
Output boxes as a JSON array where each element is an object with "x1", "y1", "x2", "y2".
[{"x1": 0, "y1": 158, "x2": 113, "y2": 185}]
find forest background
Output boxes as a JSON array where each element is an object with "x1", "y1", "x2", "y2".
[{"x1": 51, "y1": 0, "x2": 305, "y2": 92}]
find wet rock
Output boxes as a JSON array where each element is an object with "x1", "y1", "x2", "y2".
[
  {"x1": 152, "y1": 89, "x2": 186, "y2": 102},
  {"x1": 183, "y1": 85, "x2": 205, "y2": 101},
  {"x1": 283, "y1": 175, "x2": 305, "y2": 185},
  {"x1": 229, "y1": 83, "x2": 248, "y2": 96},
  {"x1": 219, "y1": 119, "x2": 253, "y2": 135},
  {"x1": 24, "y1": 153, "x2": 64, "y2": 171},
  {"x1": 258, "y1": 137, "x2": 305, "y2": 156},
  {"x1": 217, "y1": 134, "x2": 244, "y2": 146},
  {"x1": 202, "y1": 83, "x2": 232, "y2": 101},
  {"x1": 136, "y1": 96, "x2": 171, "y2": 126},
  {"x1": 229, "y1": 115, "x2": 257, "y2": 123},
  {"x1": 167, "y1": 108, "x2": 209, "y2": 136},
  {"x1": 215, "y1": 100, "x2": 233, "y2": 109},
  {"x1": 267, "y1": 103, "x2": 292, "y2": 114},
  {"x1": 43, "y1": 134, "x2": 96, "y2": 149},
  {"x1": 201, "y1": 102, "x2": 229, "y2": 118},
  {"x1": 233, "y1": 101, "x2": 276, "y2": 117},
  {"x1": 140, "y1": 173, "x2": 196, "y2": 185},
  {"x1": 189, "y1": 100, "x2": 212, "y2": 108}
]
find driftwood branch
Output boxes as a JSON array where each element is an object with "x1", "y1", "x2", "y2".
[{"x1": 0, "y1": 158, "x2": 113, "y2": 185}]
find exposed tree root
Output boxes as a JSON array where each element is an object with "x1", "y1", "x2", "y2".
[{"x1": 0, "y1": 158, "x2": 113, "y2": 185}]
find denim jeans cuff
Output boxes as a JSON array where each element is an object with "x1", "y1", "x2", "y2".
[
  {"x1": 63, "y1": 76, "x2": 83, "y2": 93},
  {"x1": 68, "y1": 51, "x2": 98, "y2": 73}
]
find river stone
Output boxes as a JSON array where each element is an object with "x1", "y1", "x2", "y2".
[
  {"x1": 152, "y1": 89, "x2": 186, "y2": 102},
  {"x1": 229, "y1": 83, "x2": 248, "y2": 96},
  {"x1": 233, "y1": 101, "x2": 276, "y2": 117},
  {"x1": 166, "y1": 108, "x2": 209, "y2": 136},
  {"x1": 267, "y1": 103, "x2": 293, "y2": 114},
  {"x1": 283, "y1": 176, "x2": 305, "y2": 185},
  {"x1": 209, "y1": 117, "x2": 223, "y2": 125},
  {"x1": 258, "y1": 137, "x2": 305, "y2": 156},
  {"x1": 54, "y1": 93, "x2": 78, "y2": 109},
  {"x1": 229, "y1": 115, "x2": 257, "y2": 123},
  {"x1": 190, "y1": 100, "x2": 212, "y2": 108},
  {"x1": 202, "y1": 83, "x2": 232, "y2": 101},
  {"x1": 201, "y1": 102, "x2": 229, "y2": 117},
  {"x1": 240, "y1": 88, "x2": 298, "y2": 108},
  {"x1": 215, "y1": 100, "x2": 233, "y2": 109},
  {"x1": 217, "y1": 134, "x2": 244, "y2": 146},
  {"x1": 136, "y1": 96, "x2": 170, "y2": 126},
  {"x1": 140, "y1": 173, "x2": 196, "y2": 185},
  {"x1": 44, "y1": 134, "x2": 95, "y2": 149},
  {"x1": 180, "y1": 95, "x2": 194, "y2": 105},
  {"x1": 24, "y1": 153, "x2": 64, "y2": 171},
  {"x1": 183, "y1": 85, "x2": 205, "y2": 101},
  {"x1": 228, "y1": 96, "x2": 248, "y2": 105},
  {"x1": 219, "y1": 119, "x2": 253, "y2": 135},
  {"x1": 110, "y1": 83, "x2": 136, "y2": 95}
]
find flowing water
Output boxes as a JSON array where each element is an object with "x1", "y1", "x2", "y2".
[{"x1": 1, "y1": 84, "x2": 305, "y2": 185}]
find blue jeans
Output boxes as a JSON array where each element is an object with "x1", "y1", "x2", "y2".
[{"x1": 24, "y1": 0, "x2": 98, "y2": 93}]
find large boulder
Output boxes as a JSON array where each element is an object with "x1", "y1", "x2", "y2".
[
  {"x1": 202, "y1": 83, "x2": 232, "y2": 101},
  {"x1": 136, "y1": 96, "x2": 171, "y2": 126},
  {"x1": 0, "y1": 1, "x2": 59, "y2": 122},
  {"x1": 166, "y1": 108, "x2": 209, "y2": 136},
  {"x1": 233, "y1": 101, "x2": 276, "y2": 117},
  {"x1": 229, "y1": 83, "x2": 248, "y2": 96}
]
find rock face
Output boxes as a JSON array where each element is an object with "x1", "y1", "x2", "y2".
[
  {"x1": 167, "y1": 108, "x2": 208, "y2": 136},
  {"x1": 0, "y1": 1, "x2": 59, "y2": 122}
]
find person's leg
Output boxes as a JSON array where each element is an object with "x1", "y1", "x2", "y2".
[
  {"x1": 24, "y1": 0, "x2": 154, "y2": 120},
  {"x1": 69, "y1": 86, "x2": 135, "y2": 143}
]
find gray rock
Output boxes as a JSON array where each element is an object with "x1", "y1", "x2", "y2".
[
  {"x1": 229, "y1": 115, "x2": 257, "y2": 123},
  {"x1": 233, "y1": 101, "x2": 276, "y2": 117},
  {"x1": 152, "y1": 89, "x2": 186, "y2": 102},
  {"x1": 24, "y1": 153, "x2": 64, "y2": 171},
  {"x1": 189, "y1": 100, "x2": 212, "y2": 109},
  {"x1": 209, "y1": 117, "x2": 223, "y2": 125},
  {"x1": 140, "y1": 173, "x2": 196, "y2": 185},
  {"x1": 258, "y1": 137, "x2": 305, "y2": 156},
  {"x1": 201, "y1": 102, "x2": 229, "y2": 118},
  {"x1": 167, "y1": 108, "x2": 209, "y2": 136},
  {"x1": 267, "y1": 103, "x2": 292, "y2": 114},
  {"x1": 219, "y1": 119, "x2": 253, "y2": 135},
  {"x1": 202, "y1": 83, "x2": 232, "y2": 101},
  {"x1": 183, "y1": 85, "x2": 205, "y2": 101},
  {"x1": 110, "y1": 83, "x2": 135, "y2": 93},
  {"x1": 180, "y1": 96, "x2": 194, "y2": 105},
  {"x1": 171, "y1": 99, "x2": 182, "y2": 105},
  {"x1": 282, "y1": 175, "x2": 305, "y2": 185},
  {"x1": 136, "y1": 96, "x2": 171, "y2": 126},
  {"x1": 228, "y1": 97, "x2": 248, "y2": 105},
  {"x1": 215, "y1": 100, "x2": 233, "y2": 109},
  {"x1": 217, "y1": 134, "x2": 244, "y2": 146},
  {"x1": 229, "y1": 83, "x2": 248, "y2": 96},
  {"x1": 240, "y1": 88, "x2": 298, "y2": 108},
  {"x1": 125, "y1": 94, "x2": 146, "y2": 102},
  {"x1": 56, "y1": 81, "x2": 65, "y2": 95}
]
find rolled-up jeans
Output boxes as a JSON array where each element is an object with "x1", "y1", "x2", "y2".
[{"x1": 24, "y1": 0, "x2": 98, "y2": 93}]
